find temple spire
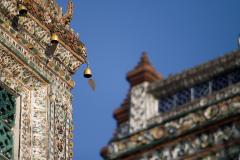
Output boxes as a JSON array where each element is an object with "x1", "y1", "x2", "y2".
[
  {"x1": 126, "y1": 52, "x2": 162, "y2": 87},
  {"x1": 138, "y1": 51, "x2": 151, "y2": 66}
]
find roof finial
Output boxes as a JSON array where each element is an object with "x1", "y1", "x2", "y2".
[
  {"x1": 126, "y1": 51, "x2": 162, "y2": 87},
  {"x1": 138, "y1": 51, "x2": 151, "y2": 66},
  {"x1": 60, "y1": 0, "x2": 73, "y2": 25}
]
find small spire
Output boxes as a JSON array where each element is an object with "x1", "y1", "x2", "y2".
[
  {"x1": 138, "y1": 51, "x2": 151, "y2": 66},
  {"x1": 126, "y1": 52, "x2": 163, "y2": 87}
]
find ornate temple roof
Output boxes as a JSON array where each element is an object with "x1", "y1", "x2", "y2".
[
  {"x1": 0, "y1": 0, "x2": 87, "y2": 88},
  {"x1": 23, "y1": 0, "x2": 73, "y2": 25},
  {"x1": 18, "y1": 0, "x2": 86, "y2": 61},
  {"x1": 101, "y1": 49, "x2": 240, "y2": 160}
]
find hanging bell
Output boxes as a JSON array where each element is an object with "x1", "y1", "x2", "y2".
[
  {"x1": 18, "y1": 4, "x2": 27, "y2": 16},
  {"x1": 83, "y1": 66, "x2": 92, "y2": 78},
  {"x1": 51, "y1": 33, "x2": 59, "y2": 44}
]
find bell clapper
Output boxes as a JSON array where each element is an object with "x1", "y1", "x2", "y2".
[
  {"x1": 18, "y1": 4, "x2": 28, "y2": 16},
  {"x1": 51, "y1": 33, "x2": 59, "y2": 45}
]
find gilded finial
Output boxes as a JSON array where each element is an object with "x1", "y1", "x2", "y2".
[{"x1": 60, "y1": 0, "x2": 73, "y2": 25}]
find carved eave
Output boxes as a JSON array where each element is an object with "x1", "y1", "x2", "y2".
[
  {"x1": 23, "y1": 7, "x2": 86, "y2": 68},
  {"x1": 28, "y1": 12, "x2": 86, "y2": 61},
  {"x1": 0, "y1": 0, "x2": 87, "y2": 89},
  {"x1": 149, "y1": 50, "x2": 240, "y2": 98},
  {"x1": 0, "y1": 0, "x2": 86, "y2": 74},
  {"x1": 22, "y1": 1, "x2": 87, "y2": 62}
]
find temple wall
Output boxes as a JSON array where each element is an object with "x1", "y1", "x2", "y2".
[{"x1": 0, "y1": 0, "x2": 85, "y2": 159}]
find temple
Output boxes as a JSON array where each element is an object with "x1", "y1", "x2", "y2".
[
  {"x1": 101, "y1": 51, "x2": 240, "y2": 160},
  {"x1": 0, "y1": 0, "x2": 87, "y2": 159}
]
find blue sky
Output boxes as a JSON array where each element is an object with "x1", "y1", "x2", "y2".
[{"x1": 58, "y1": 0, "x2": 240, "y2": 159}]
